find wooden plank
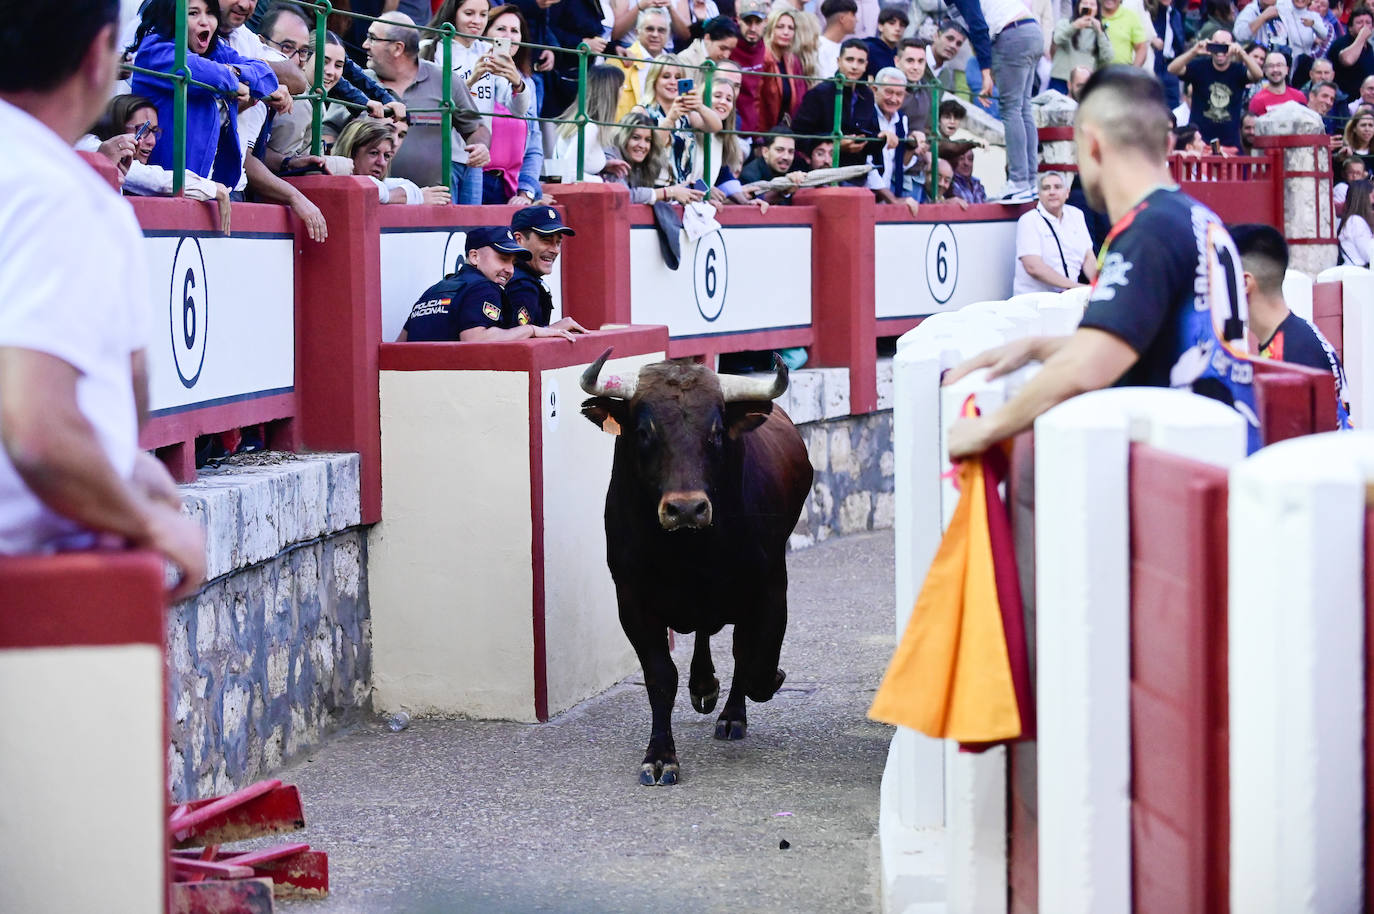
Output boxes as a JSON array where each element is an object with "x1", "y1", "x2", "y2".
[
  {"x1": 169, "y1": 878, "x2": 275, "y2": 914},
  {"x1": 170, "y1": 783, "x2": 305, "y2": 848}
]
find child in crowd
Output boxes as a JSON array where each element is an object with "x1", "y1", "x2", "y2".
[
  {"x1": 1335, "y1": 156, "x2": 1368, "y2": 212},
  {"x1": 938, "y1": 97, "x2": 967, "y2": 142}
]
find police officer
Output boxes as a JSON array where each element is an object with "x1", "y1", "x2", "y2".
[
  {"x1": 398, "y1": 227, "x2": 579, "y2": 342},
  {"x1": 507, "y1": 207, "x2": 591, "y2": 335}
]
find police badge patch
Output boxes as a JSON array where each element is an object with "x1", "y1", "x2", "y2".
[
  {"x1": 482, "y1": 302, "x2": 501, "y2": 321},
  {"x1": 517, "y1": 307, "x2": 531, "y2": 325}
]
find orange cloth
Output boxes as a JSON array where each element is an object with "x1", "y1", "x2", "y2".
[{"x1": 868, "y1": 443, "x2": 1023, "y2": 743}]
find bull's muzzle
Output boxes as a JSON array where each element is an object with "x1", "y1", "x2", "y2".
[{"x1": 658, "y1": 491, "x2": 712, "y2": 531}]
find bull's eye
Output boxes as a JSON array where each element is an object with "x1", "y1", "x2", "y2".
[
  {"x1": 710, "y1": 424, "x2": 724, "y2": 449},
  {"x1": 637, "y1": 425, "x2": 655, "y2": 453}
]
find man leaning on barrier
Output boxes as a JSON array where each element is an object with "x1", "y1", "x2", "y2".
[
  {"x1": 398, "y1": 228, "x2": 582, "y2": 342},
  {"x1": 507, "y1": 207, "x2": 592, "y2": 334},
  {"x1": 945, "y1": 66, "x2": 1264, "y2": 458},
  {"x1": 0, "y1": 0, "x2": 205, "y2": 599}
]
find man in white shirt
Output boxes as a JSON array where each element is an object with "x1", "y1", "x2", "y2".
[
  {"x1": 1013, "y1": 171, "x2": 1098, "y2": 293},
  {"x1": 817, "y1": 0, "x2": 858, "y2": 78},
  {"x1": 0, "y1": 0, "x2": 204, "y2": 596}
]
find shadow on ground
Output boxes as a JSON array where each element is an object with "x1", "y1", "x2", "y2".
[{"x1": 276, "y1": 530, "x2": 896, "y2": 914}]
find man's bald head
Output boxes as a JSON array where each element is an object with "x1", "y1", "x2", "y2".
[
  {"x1": 377, "y1": 10, "x2": 421, "y2": 59},
  {"x1": 1075, "y1": 65, "x2": 1172, "y2": 162}
]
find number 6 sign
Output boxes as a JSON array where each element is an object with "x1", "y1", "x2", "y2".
[
  {"x1": 693, "y1": 230, "x2": 729, "y2": 322},
  {"x1": 924, "y1": 223, "x2": 959, "y2": 305}
]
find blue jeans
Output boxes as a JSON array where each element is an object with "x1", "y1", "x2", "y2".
[
  {"x1": 992, "y1": 20, "x2": 1043, "y2": 187},
  {"x1": 450, "y1": 162, "x2": 484, "y2": 205}
]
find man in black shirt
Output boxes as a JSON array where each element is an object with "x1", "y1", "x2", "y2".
[
  {"x1": 1331, "y1": 6, "x2": 1374, "y2": 99},
  {"x1": 1231, "y1": 223, "x2": 1352, "y2": 428},
  {"x1": 946, "y1": 65, "x2": 1261, "y2": 457},
  {"x1": 507, "y1": 207, "x2": 591, "y2": 334},
  {"x1": 791, "y1": 39, "x2": 883, "y2": 169},
  {"x1": 399, "y1": 227, "x2": 579, "y2": 342},
  {"x1": 1167, "y1": 32, "x2": 1263, "y2": 149}
]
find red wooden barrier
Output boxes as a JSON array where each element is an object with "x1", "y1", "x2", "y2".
[
  {"x1": 1168, "y1": 153, "x2": 1282, "y2": 230},
  {"x1": 1008, "y1": 432, "x2": 1038, "y2": 914},
  {"x1": 1128, "y1": 444, "x2": 1230, "y2": 914},
  {"x1": 1313, "y1": 280, "x2": 1344, "y2": 362},
  {"x1": 1365, "y1": 505, "x2": 1374, "y2": 914},
  {"x1": 1253, "y1": 359, "x2": 1339, "y2": 444}
]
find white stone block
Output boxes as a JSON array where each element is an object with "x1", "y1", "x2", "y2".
[{"x1": 819, "y1": 367, "x2": 851, "y2": 419}]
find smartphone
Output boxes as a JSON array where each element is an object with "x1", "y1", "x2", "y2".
[
  {"x1": 677, "y1": 77, "x2": 694, "y2": 96},
  {"x1": 1209, "y1": 138, "x2": 1221, "y2": 154},
  {"x1": 492, "y1": 36, "x2": 512, "y2": 58},
  {"x1": 691, "y1": 179, "x2": 709, "y2": 192},
  {"x1": 1206, "y1": 41, "x2": 1229, "y2": 53},
  {"x1": 133, "y1": 121, "x2": 152, "y2": 142}
]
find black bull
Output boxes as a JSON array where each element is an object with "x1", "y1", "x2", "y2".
[{"x1": 580, "y1": 350, "x2": 813, "y2": 786}]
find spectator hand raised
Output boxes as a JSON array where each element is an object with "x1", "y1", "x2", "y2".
[
  {"x1": 583, "y1": 36, "x2": 610, "y2": 54},
  {"x1": 421, "y1": 186, "x2": 451, "y2": 205},
  {"x1": 97, "y1": 132, "x2": 138, "y2": 175},
  {"x1": 265, "y1": 86, "x2": 293, "y2": 115},
  {"x1": 383, "y1": 101, "x2": 407, "y2": 121}
]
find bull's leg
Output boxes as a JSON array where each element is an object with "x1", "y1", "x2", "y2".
[
  {"x1": 619, "y1": 598, "x2": 681, "y2": 786},
  {"x1": 688, "y1": 633, "x2": 720, "y2": 714},
  {"x1": 716, "y1": 572, "x2": 789, "y2": 742},
  {"x1": 714, "y1": 675, "x2": 749, "y2": 741}
]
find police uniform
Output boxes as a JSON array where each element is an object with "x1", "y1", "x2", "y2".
[
  {"x1": 506, "y1": 206, "x2": 577, "y2": 329},
  {"x1": 400, "y1": 227, "x2": 531, "y2": 341}
]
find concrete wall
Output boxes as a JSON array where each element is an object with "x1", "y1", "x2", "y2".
[{"x1": 168, "y1": 453, "x2": 369, "y2": 802}]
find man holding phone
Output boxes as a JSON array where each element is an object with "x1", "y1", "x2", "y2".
[{"x1": 1167, "y1": 31, "x2": 1262, "y2": 151}]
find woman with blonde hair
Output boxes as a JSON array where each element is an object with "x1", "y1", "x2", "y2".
[
  {"x1": 757, "y1": 6, "x2": 812, "y2": 133},
  {"x1": 335, "y1": 118, "x2": 450, "y2": 204},
  {"x1": 638, "y1": 53, "x2": 724, "y2": 183},
  {"x1": 550, "y1": 64, "x2": 627, "y2": 180},
  {"x1": 603, "y1": 112, "x2": 704, "y2": 203}
]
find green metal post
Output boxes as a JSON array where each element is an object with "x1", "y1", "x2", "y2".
[
  {"x1": 575, "y1": 43, "x2": 589, "y2": 181},
  {"x1": 702, "y1": 60, "x2": 715, "y2": 192},
  {"x1": 830, "y1": 73, "x2": 844, "y2": 169},
  {"x1": 173, "y1": 0, "x2": 188, "y2": 195},
  {"x1": 310, "y1": 1, "x2": 330, "y2": 156},
  {"x1": 928, "y1": 83, "x2": 941, "y2": 199},
  {"x1": 441, "y1": 23, "x2": 455, "y2": 191}
]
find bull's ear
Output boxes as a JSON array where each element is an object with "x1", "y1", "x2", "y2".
[
  {"x1": 725, "y1": 400, "x2": 774, "y2": 438},
  {"x1": 581, "y1": 397, "x2": 628, "y2": 436}
]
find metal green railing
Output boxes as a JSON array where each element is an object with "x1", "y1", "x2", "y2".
[{"x1": 132, "y1": 0, "x2": 985, "y2": 201}]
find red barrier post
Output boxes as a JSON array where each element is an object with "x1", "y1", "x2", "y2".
[
  {"x1": 797, "y1": 186, "x2": 877, "y2": 414},
  {"x1": 556, "y1": 183, "x2": 633, "y2": 329},
  {"x1": 290, "y1": 177, "x2": 383, "y2": 524}
]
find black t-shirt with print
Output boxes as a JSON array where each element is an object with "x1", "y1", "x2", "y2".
[{"x1": 1183, "y1": 58, "x2": 1250, "y2": 148}]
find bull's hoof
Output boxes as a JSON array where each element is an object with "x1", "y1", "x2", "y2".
[
  {"x1": 714, "y1": 713, "x2": 747, "y2": 741},
  {"x1": 639, "y1": 760, "x2": 681, "y2": 786},
  {"x1": 690, "y1": 678, "x2": 720, "y2": 714},
  {"x1": 746, "y1": 667, "x2": 787, "y2": 703}
]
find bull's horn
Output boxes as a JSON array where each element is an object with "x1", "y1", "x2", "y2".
[
  {"x1": 580, "y1": 347, "x2": 638, "y2": 399},
  {"x1": 719, "y1": 354, "x2": 789, "y2": 402}
]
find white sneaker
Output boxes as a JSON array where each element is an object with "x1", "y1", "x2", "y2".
[{"x1": 996, "y1": 182, "x2": 1036, "y2": 203}]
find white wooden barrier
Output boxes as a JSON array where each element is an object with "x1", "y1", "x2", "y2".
[
  {"x1": 1033, "y1": 389, "x2": 1247, "y2": 914},
  {"x1": 1228, "y1": 431, "x2": 1374, "y2": 913},
  {"x1": 885, "y1": 299, "x2": 1070, "y2": 914},
  {"x1": 1284, "y1": 268, "x2": 1314, "y2": 322},
  {"x1": 1335, "y1": 270, "x2": 1374, "y2": 429}
]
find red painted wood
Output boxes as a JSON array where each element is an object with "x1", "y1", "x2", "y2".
[
  {"x1": 168, "y1": 877, "x2": 274, "y2": 913},
  {"x1": 560, "y1": 184, "x2": 634, "y2": 329},
  {"x1": 169, "y1": 783, "x2": 305, "y2": 848},
  {"x1": 378, "y1": 326, "x2": 669, "y2": 373},
  {"x1": 1007, "y1": 432, "x2": 1038, "y2": 914},
  {"x1": 0, "y1": 551, "x2": 165, "y2": 648},
  {"x1": 131, "y1": 195, "x2": 293, "y2": 234},
  {"x1": 1312, "y1": 281, "x2": 1344, "y2": 362},
  {"x1": 289, "y1": 177, "x2": 383, "y2": 524},
  {"x1": 527, "y1": 367, "x2": 549, "y2": 722},
  {"x1": 1365, "y1": 506, "x2": 1374, "y2": 914},
  {"x1": 795, "y1": 187, "x2": 877, "y2": 413},
  {"x1": 78, "y1": 150, "x2": 121, "y2": 191},
  {"x1": 140, "y1": 394, "x2": 297, "y2": 452},
  {"x1": 1128, "y1": 444, "x2": 1230, "y2": 914},
  {"x1": 1253, "y1": 359, "x2": 1336, "y2": 443},
  {"x1": 626, "y1": 203, "x2": 818, "y2": 228}
]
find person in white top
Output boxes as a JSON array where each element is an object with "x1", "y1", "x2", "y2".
[
  {"x1": 816, "y1": 0, "x2": 857, "y2": 78},
  {"x1": 1013, "y1": 171, "x2": 1098, "y2": 293},
  {"x1": 1337, "y1": 179, "x2": 1374, "y2": 267},
  {"x1": 0, "y1": 0, "x2": 204, "y2": 596}
]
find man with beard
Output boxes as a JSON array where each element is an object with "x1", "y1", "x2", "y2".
[
  {"x1": 946, "y1": 65, "x2": 1262, "y2": 458},
  {"x1": 506, "y1": 207, "x2": 592, "y2": 333}
]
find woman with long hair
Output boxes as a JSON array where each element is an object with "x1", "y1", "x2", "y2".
[
  {"x1": 757, "y1": 7, "x2": 811, "y2": 134},
  {"x1": 677, "y1": 15, "x2": 741, "y2": 68},
  {"x1": 551, "y1": 65, "x2": 627, "y2": 180},
  {"x1": 128, "y1": 0, "x2": 281, "y2": 191},
  {"x1": 1049, "y1": 0, "x2": 1112, "y2": 94},
  {"x1": 1341, "y1": 111, "x2": 1374, "y2": 174},
  {"x1": 481, "y1": 5, "x2": 546, "y2": 203},
  {"x1": 335, "y1": 118, "x2": 450, "y2": 204},
  {"x1": 701, "y1": 78, "x2": 764, "y2": 206},
  {"x1": 603, "y1": 112, "x2": 703, "y2": 203},
  {"x1": 1337, "y1": 179, "x2": 1374, "y2": 266},
  {"x1": 638, "y1": 54, "x2": 723, "y2": 184}
]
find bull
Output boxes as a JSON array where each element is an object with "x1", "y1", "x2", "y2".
[{"x1": 580, "y1": 349, "x2": 813, "y2": 786}]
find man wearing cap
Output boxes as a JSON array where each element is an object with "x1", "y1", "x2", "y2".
[
  {"x1": 730, "y1": 0, "x2": 771, "y2": 135},
  {"x1": 507, "y1": 208, "x2": 592, "y2": 334},
  {"x1": 398, "y1": 227, "x2": 579, "y2": 342}
]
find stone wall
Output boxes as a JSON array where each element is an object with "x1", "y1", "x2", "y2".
[
  {"x1": 167, "y1": 454, "x2": 370, "y2": 802},
  {"x1": 781, "y1": 361, "x2": 896, "y2": 549}
]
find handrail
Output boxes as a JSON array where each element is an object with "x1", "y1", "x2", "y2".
[{"x1": 131, "y1": 0, "x2": 982, "y2": 200}]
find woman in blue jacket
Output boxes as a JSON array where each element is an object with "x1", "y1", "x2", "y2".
[{"x1": 129, "y1": 0, "x2": 279, "y2": 192}]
